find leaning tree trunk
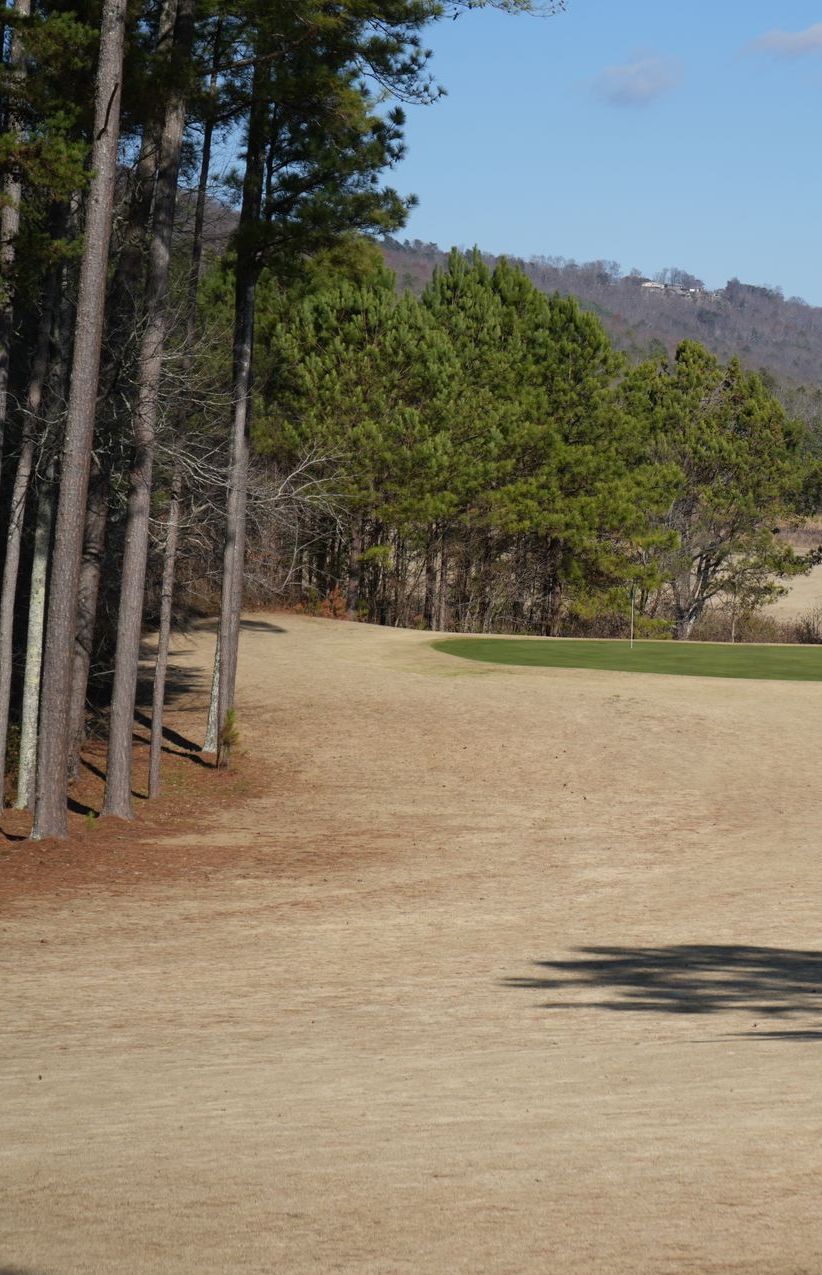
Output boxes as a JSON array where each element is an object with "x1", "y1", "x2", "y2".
[
  {"x1": 15, "y1": 467, "x2": 55, "y2": 810},
  {"x1": 203, "y1": 632, "x2": 220, "y2": 753},
  {"x1": 31, "y1": 0, "x2": 128, "y2": 841},
  {"x1": 673, "y1": 610, "x2": 698, "y2": 641},
  {"x1": 0, "y1": 282, "x2": 54, "y2": 801},
  {"x1": 103, "y1": 0, "x2": 195, "y2": 819},
  {"x1": 0, "y1": 0, "x2": 31, "y2": 488},
  {"x1": 214, "y1": 68, "x2": 266, "y2": 767},
  {"x1": 672, "y1": 564, "x2": 701, "y2": 640},
  {"x1": 148, "y1": 462, "x2": 182, "y2": 797}
]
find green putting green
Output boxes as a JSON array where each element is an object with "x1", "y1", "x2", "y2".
[{"x1": 432, "y1": 636, "x2": 822, "y2": 682}]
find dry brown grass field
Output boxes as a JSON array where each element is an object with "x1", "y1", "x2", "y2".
[
  {"x1": 3, "y1": 614, "x2": 822, "y2": 1274},
  {"x1": 771, "y1": 558, "x2": 822, "y2": 620},
  {"x1": 771, "y1": 527, "x2": 822, "y2": 621}
]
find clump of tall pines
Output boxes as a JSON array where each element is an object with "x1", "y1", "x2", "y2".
[
  {"x1": 0, "y1": 0, "x2": 815, "y2": 841},
  {"x1": 245, "y1": 248, "x2": 817, "y2": 639}
]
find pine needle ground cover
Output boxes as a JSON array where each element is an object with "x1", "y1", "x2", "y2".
[{"x1": 433, "y1": 637, "x2": 822, "y2": 682}]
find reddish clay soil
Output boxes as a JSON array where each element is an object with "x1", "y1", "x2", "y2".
[
  {"x1": 0, "y1": 669, "x2": 265, "y2": 903},
  {"x1": 4, "y1": 614, "x2": 822, "y2": 1275}
]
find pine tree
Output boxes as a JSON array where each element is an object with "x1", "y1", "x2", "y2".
[
  {"x1": 624, "y1": 340, "x2": 814, "y2": 639},
  {"x1": 32, "y1": 0, "x2": 129, "y2": 840},
  {"x1": 103, "y1": 0, "x2": 197, "y2": 819},
  {"x1": 212, "y1": 0, "x2": 427, "y2": 762}
]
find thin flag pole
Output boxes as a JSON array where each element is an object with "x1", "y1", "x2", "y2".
[{"x1": 630, "y1": 583, "x2": 635, "y2": 650}]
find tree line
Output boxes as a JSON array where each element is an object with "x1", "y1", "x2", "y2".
[
  {"x1": 1, "y1": 0, "x2": 566, "y2": 838},
  {"x1": 227, "y1": 246, "x2": 817, "y2": 641}
]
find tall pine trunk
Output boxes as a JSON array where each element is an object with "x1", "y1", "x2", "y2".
[
  {"x1": 168, "y1": 20, "x2": 219, "y2": 758},
  {"x1": 423, "y1": 528, "x2": 438, "y2": 630},
  {"x1": 436, "y1": 529, "x2": 449, "y2": 633},
  {"x1": 66, "y1": 459, "x2": 109, "y2": 779},
  {"x1": 454, "y1": 536, "x2": 472, "y2": 633},
  {"x1": 66, "y1": 79, "x2": 168, "y2": 781},
  {"x1": 216, "y1": 262, "x2": 256, "y2": 761},
  {"x1": 0, "y1": 0, "x2": 31, "y2": 487},
  {"x1": 392, "y1": 531, "x2": 404, "y2": 627},
  {"x1": 18, "y1": 249, "x2": 74, "y2": 806},
  {"x1": 215, "y1": 68, "x2": 266, "y2": 767},
  {"x1": 0, "y1": 282, "x2": 54, "y2": 800},
  {"x1": 346, "y1": 521, "x2": 363, "y2": 615},
  {"x1": 31, "y1": 0, "x2": 128, "y2": 840},
  {"x1": 203, "y1": 632, "x2": 220, "y2": 753},
  {"x1": 103, "y1": 0, "x2": 195, "y2": 818},
  {"x1": 148, "y1": 461, "x2": 182, "y2": 797},
  {"x1": 101, "y1": 0, "x2": 178, "y2": 392},
  {"x1": 187, "y1": 17, "x2": 221, "y2": 304},
  {"x1": 15, "y1": 466, "x2": 55, "y2": 810}
]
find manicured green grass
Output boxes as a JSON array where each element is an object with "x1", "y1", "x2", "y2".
[{"x1": 432, "y1": 636, "x2": 822, "y2": 682}]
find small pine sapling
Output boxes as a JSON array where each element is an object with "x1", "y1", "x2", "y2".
[{"x1": 218, "y1": 709, "x2": 240, "y2": 770}]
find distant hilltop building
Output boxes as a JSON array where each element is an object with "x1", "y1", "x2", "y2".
[{"x1": 631, "y1": 278, "x2": 713, "y2": 299}]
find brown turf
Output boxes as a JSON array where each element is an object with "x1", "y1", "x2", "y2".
[{"x1": 3, "y1": 613, "x2": 822, "y2": 1274}]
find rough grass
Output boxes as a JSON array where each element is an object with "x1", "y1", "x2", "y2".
[{"x1": 432, "y1": 637, "x2": 822, "y2": 682}]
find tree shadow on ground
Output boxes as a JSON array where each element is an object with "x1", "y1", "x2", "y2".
[
  {"x1": 240, "y1": 618, "x2": 286, "y2": 633},
  {"x1": 57, "y1": 656, "x2": 210, "y2": 815},
  {"x1": 197, "y1": 618, "x2": 286, "y2": 634},
  {"x1": 506, "y1": 945, "x2": 822, "y2": 1038},
  {"x1": 67, "y1": 794, "x2": 96, "y2": 817},
  {"x1": 2, "y1": 641, "x2": 215, "y2": 837},
  {"x1": 131, "y1": 709, "x2": 209, "y2": 762},
  {"x1": 0, "y1": 1266, "x2": 52, "y2": 1274},
  {"x1": 133, "y1": 652, "x2": 203, "y2": 717}
]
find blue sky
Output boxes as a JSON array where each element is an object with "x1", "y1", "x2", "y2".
[{"x1": 395, "y1": 1, "x2": 822, "y2": 302}]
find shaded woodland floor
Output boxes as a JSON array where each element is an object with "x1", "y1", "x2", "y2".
[
  {"x1": 3, "y1": 614, "x2": 822, "y2": 1274},
  {"x1": 0, "y1": 627, "x2": 265, "y2": 901}
]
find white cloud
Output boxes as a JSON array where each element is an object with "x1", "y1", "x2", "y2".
[
  {"x1": 592, "y1": 54, "x2": 683, "y2": 108},
  {"x1": 750, "y1": 23, "x2": 822, "y2": 57}
]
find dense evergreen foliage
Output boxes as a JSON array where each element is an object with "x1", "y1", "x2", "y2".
[
  {"x1": 241, "y1": 250, "x2": 816, "y2": 637},
  {"x1": 382, "y1": 238, "x2": 822, "y2": 429}
]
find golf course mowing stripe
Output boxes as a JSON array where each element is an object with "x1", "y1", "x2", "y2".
[{"x1": 432, "y1": 637, "x2": 822, "y2": 682}]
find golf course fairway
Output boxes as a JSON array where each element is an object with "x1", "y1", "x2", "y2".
[{"x1": 433, "y1": 636, "x2": 822, "y2": 681}]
